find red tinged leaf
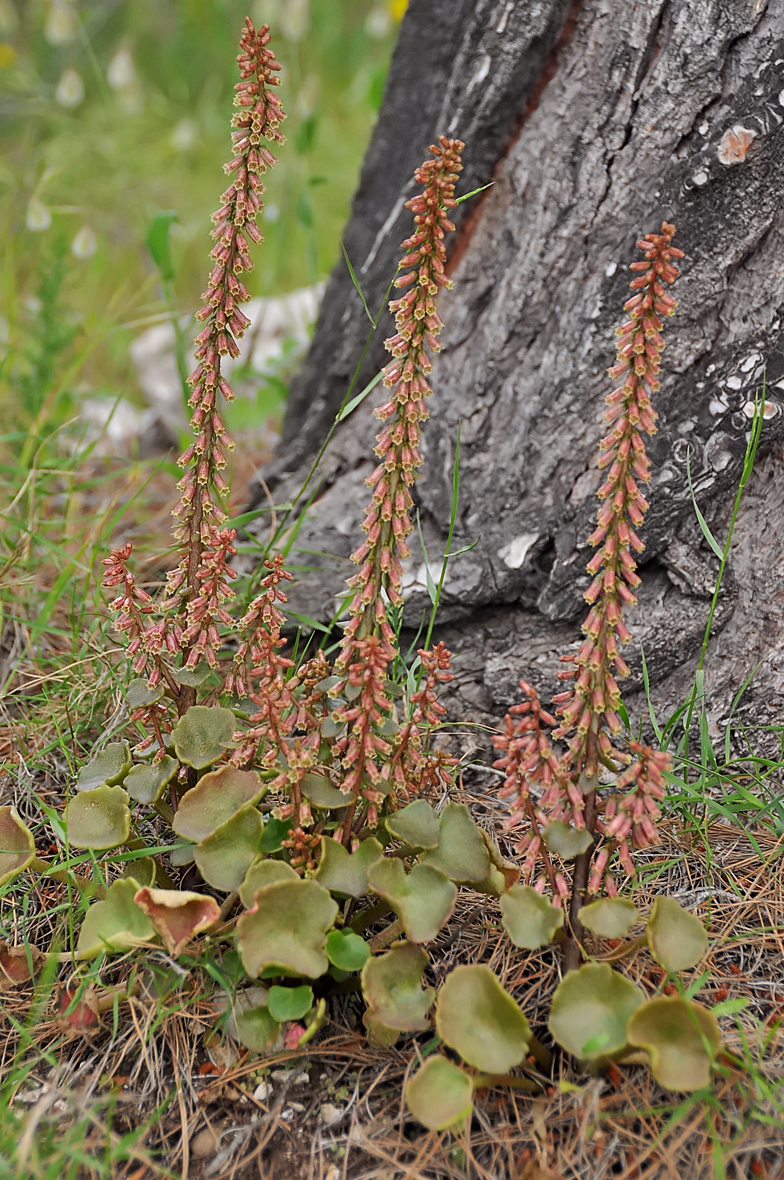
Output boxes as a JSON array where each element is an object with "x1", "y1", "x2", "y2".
[
  {"x1": 134, "y1": 887, "x2": 220, "y2": 956},
  {"x1": 56, "y1": 985, "x2": 100, "y2": 1031},
  {"x1": 0, "y1": 941, "x2": 44, "y2": 988}
]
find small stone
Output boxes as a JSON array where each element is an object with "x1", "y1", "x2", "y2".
[
  {"x1": 190, "y1": 1127, "x2": 219, "y2": 1158},
  {"x1": 253, "y1": 1080, "x2": 272, "y2": 1102},
  {"x1": 319, "y1": 1103, "x2": 345, "y2": 1127},
  {"x1": 288, "y1": 1101, "x2": 306, "y2": 1113}
]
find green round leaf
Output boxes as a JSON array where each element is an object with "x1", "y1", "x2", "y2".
[
  {"x1": 367, "y1": 859, "x2": 456, "y2": 943},
  {"x1": 235, "y1": 1005, "x2": 280, "y2": 1052},
  {"x1": 420, "y1": 803, "x2": 491, "y2": 884},
  {"x1": 239, "y1": 859, "x2": 299, "y2": 908},
  {"x1": 66, "y1": 785, "x2": 130, "y2": 850},
  {"x1": 314, "y1": 835, "x2": 383, "y2": 897},
  {"x1": 225, "y1": 987, "x2": 280, "y2": 1053},
  {"x1": 194, "y1": 804, "x2": 264, "y2": 893},
  {"x1": 121, "y1": 856, "x2": 156, "y2": 887},
  {"x1": 500, "y1": 884, "x2": 565, "y2": 949},
  {"x1": 646, "y1": 897, "x2": 708, "y2": 974},
  {"x1": 173, "y1": 766, "x2": 265, "y2": 842},
  {"x1": 300, "y1": 773, "x2": 353, "y2": 809},
  {"x1": 0, "y1": 806, "x2": 35, "y2": 887},
  {"x1": 169, "y1": 841, "x2": 195, "y2": 867},
  {"x1": 260, "y1": 815, "x2": 293, "y2": 853},
  {"x1": 321, "y1": 716, "x2": 344, "y2": 738},
  {"x1": 126, "y1": 679, "x2": 164, "y2": 708},
  {"x1": 549, "y1": 963, "x2": 645, "y2": 1062},
  {"x1": 542, "y1": 821, "x2": 593, "y2": 860},
  {"x1": 170, "y1": 663, "x2": 212, "y2": 687},
  {"x1": 405, "y1": 1056, "x2": 473, "y2": 1131},
  {"x1": 76, "y1": 878, "x2": 155, "y2": 959},
  {"x1": 361, "y1": 941, "x2": 434, "y2": 1033},
  {"x1": 76, "y1": 742, "x2": 131, "y2": 792},
  {"x1": 171, "y1": 705, "x2": 236, "y2": 769},
  {"x1": 626, "y1": 996, "x2": 720, "y2": 1091},
  {"x1": 384, "y1": 800, "x2": 440, "y2": 848},
  {"x1": 326, "y1": 929, "x2": 370, "y2": 972},
  {"x1": 237, "y1": 879, "x2": 338, "y2": 979},
  {"x1": 436, "y1": 964, "x2": 530, "y2": 1073},
  {"x1": 267, "y1": 984, "x2": 314, "y2": 1022},
  {"x1": 124, "y1": 755, "x2": 178, "y2": 805},
  {"x1": 579, "y1": 897, "x2": 640, "y2": 939}
]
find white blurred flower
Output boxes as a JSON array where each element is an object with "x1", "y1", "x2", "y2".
[
  {"x1": 366, "y1": 6, "x2": 392, "y2": 38},
  {"x1": 55, "y1": 67, "x2": 84, "y2": 108},
  {"x1": 0, "y1": 0, "x2": 19, "y2": 36},
  {"x1": 263, "y1": 202, "x2": 280, "y2": 223},
  {"x1": 107, "y1": 45, "x2": 142, "y2": 112},
  {"x1": 71, "y1": 225, "x2": 97, "y2": 259},
  {"x1": 170, "y1": 117, "x2": 197, "y2": 152},
  {"x1": 107, "y1": 45, "x2": 135, "y2": 90},
  {"x1": 45, "y1": 0, "x2": 77, "y2": 47},
  {"x1": 295, "y1": 74, "x2": 319, "y2": 119},
  {"x1": 280, "y1": 0, "x2": 309, "y2": 42},
  {"x1": 26, "y1": 197, "x2": 52, "y2": 232}
]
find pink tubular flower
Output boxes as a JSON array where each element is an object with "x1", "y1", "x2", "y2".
[
  {"x1": 179, "y1": 526, "x2": 238, "y2": 668},
  {"x1": 492, "y1": 681, "x2": 565, "y2": 812},
  {"x1": 230, "y1": 555, "x2": 296, "y2": 768},
  {"x1": 102, "y1": 544, "x2": 171, "y2": 682},
  {"x1": 332, "y1": 636, "x2": 395, "y2": 840},
  {"x1": 382, "y1": 642, "x2": 458, "y2": 803}
]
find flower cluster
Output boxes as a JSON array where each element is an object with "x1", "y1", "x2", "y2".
[
  {"x1": 230, "y1": 555, "x2": 295, "y2": 766},
  {"x1": 591, "y1": 742, "x2": 670, "y2": 890},
  {"x1": 553, "y1": 223, "x2": 683, "y2": 777},
  {"x1": 339, "y1": 137, "x2": 464, "y2": 663},
  {"x1": 180, "y1": 527, "x2": 238, "y2": 668},
  {"x1": 386, "y1": 642, "x2": 457, "y2": 801},
  {"x1": 493, "y1": 682, "x2": 569, "y2": 827},
  {"x1": 102, "y1": 545, "x2": 178, "y2": 686},
  {"x1": 100, "y1": 32, "x2": 461, "y2": 883},
  {"x1": 497, "y1": 226, "x2": 681, "y2": 902},
  {"x1": 334, "y1": 636, "x2": 395, "y2": 837},
  {"x1": 172, "y1": 18, "x2": 285, "y2": 630}
]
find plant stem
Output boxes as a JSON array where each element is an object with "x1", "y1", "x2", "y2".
[{"x1": 564, "y1": 783, "x2": 597, "y2": 972}]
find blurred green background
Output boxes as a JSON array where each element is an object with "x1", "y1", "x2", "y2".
[{"x1": 0, "y1": 0, "x2": 403, "y2": 432}]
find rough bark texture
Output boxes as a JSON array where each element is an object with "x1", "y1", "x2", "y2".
[{"x1": 252, "y1": 0, "x2": 784, "y2": 744}]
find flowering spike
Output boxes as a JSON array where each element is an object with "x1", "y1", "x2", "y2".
[
  {"x1": 497, "y1": 226, "x2": 680, "y2": 920},
  {"x1": 171, "y1": 19, "x2": 285, "y2": 657},
  {"x1": 554, "y1": 223, "x2": 683, "y2": 768},
  {"x1": 337, "y1": 136, "x2": 464, "y2": 667}
]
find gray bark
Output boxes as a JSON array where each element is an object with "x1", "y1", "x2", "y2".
[{"x1": 252, "y1": 0, "x2": 784, "y2": 744}]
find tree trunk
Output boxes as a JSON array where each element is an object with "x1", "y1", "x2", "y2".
[{"x1": 253, "y1": 0, "x2": 784, "y2": 744}]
